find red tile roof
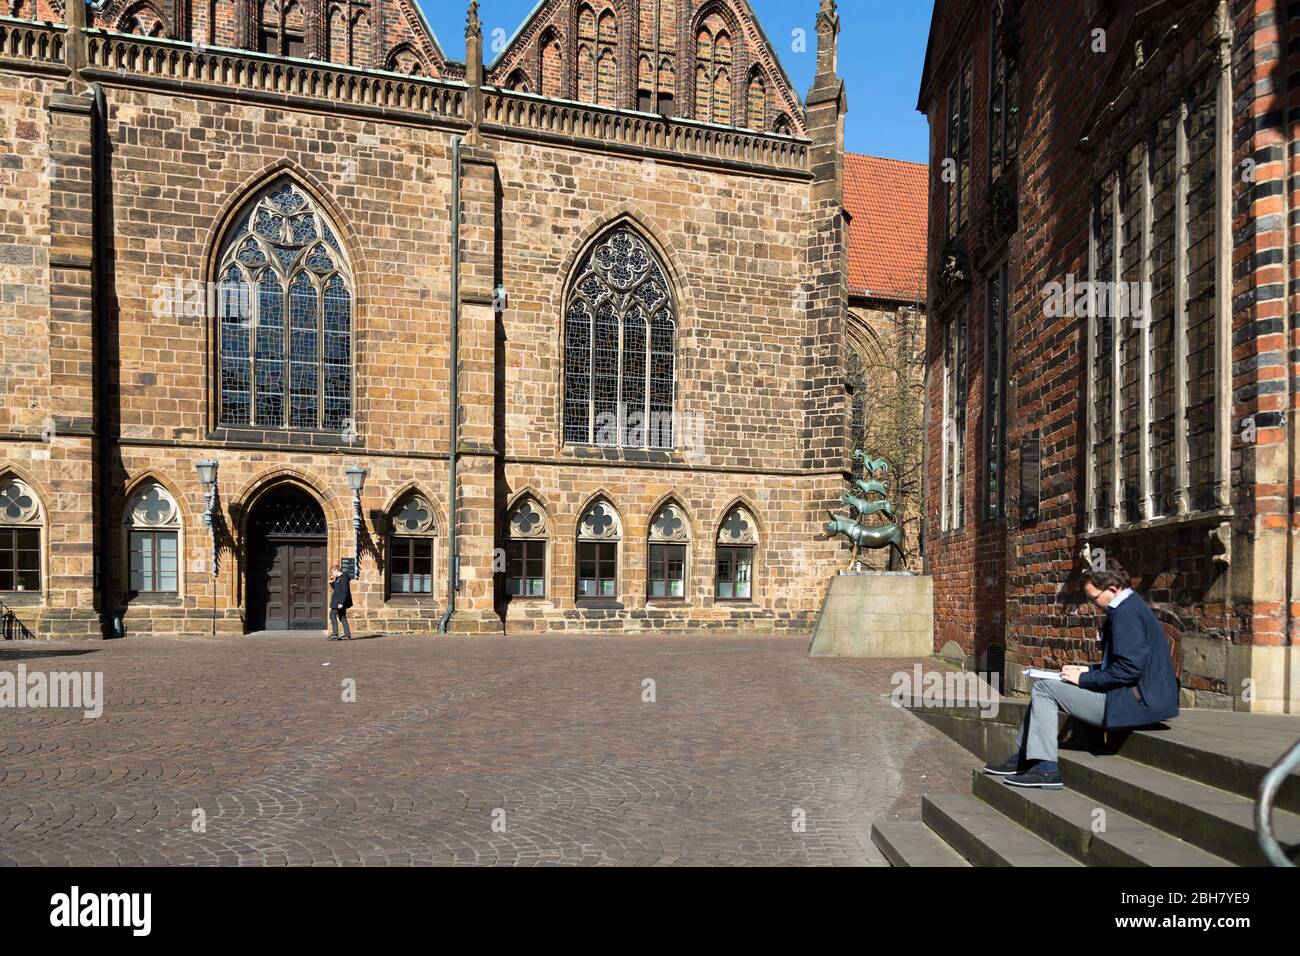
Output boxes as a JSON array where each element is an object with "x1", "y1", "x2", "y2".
[{"x1": 844, "y1": 152, "x2": 929, "y2": 304}]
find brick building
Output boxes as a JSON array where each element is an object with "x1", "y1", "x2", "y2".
[
  {"x1": 0, "y1": 0, "x2": 917, "y2": 638},
  {"x1": 918, "y1": 0, "x2": 1298, "y2": 712}
]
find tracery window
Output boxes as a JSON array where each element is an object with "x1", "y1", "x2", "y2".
[
  {"x1": 716, "y1": 506, "x2": 757, "y2": 601},
  {"x1": 647, "y1": 503, "x2": 689, "y2": 599},
  {"x1": 563, "y1": 228, "x2": 676, "y2": 450},
  {"x1": 124, "y1": 482, "x2": 180, "y2": 595},
  {"x1": 0, "y1": 477, "x2": 41, "y2": 593},
  {"x1": 694, "y1": 14, "x2": 732, "y2": 124},
  {"x1": 576, "y1": 500, "x2": 621, "y2": 599},
  {"x1": 506, "y1": 500, "x2": 548, "y2": 598},
  {"x1": 215, "y1": 179, "x2": 353, "y2": 434},
  {"x1": 388, "y1": 493, "x2": 436, "y2": 595},
  {"x1": 1086, "y1": 42, "x2": 1228, "y2": 530}
]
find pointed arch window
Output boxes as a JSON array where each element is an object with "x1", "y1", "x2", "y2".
[
  {"x1": 576, "y1": 501, "x2": 621, "y2": 599},
  {"x1": 695, "y1": 15, "x2": 732, "y2": 124},
  {"x1": 215, "y1": 179, "x2": 354, "y2": 434},
  {"x1": 388, "y1": 493, "x2": 436, "y2": 595},
  {"x1": 746, "y1": 68, "x2": 768, "y2": 130},
  {"x1": 506, "y1": 499, "x2": 548, "y2": 598},
  {"x1": 125, "y1": 482, "x2": 181, "y2": 595},
  {"x1": 563, "y1": 227, "x2": 676, "y2": 450},
  {"x1": 716, "y1": 506, "x2": 757, "y2": 600},
  {"x1": 0, "y1": 477, "x2": 41, "y2": 593},
  {"x1": 647, "y1": 502, "x2": 689, "y2": 600}
]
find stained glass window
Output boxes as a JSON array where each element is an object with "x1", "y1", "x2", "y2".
[
  {"x1": 564, "y1": 228, "x2": 676, "y2": 449},
  {"x1": 215, "y1": 179, "x2": 353, "y2": 433}
]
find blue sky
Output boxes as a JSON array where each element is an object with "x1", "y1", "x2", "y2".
[{"x1": 417, "y1": 1, "x2": 933, "y2": 164}]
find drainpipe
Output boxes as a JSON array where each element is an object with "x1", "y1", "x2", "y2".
[
  {"x1": 438, "y1": 136, "x2": 462, "y2": 633},
  {"x1": 90, "y1": 80, "x2": 115, "y2": 637}
]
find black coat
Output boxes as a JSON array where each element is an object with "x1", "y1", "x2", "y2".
[
  {"x1": 1077, "y1": 591, "x2": 1179, "y2": 729},
  {"x1": 329, "y1": 572, "x2": 353, "y2": 610}
]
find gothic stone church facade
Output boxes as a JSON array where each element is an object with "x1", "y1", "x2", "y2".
[{"x1": 0, "y1": 0, "x2": 858, "y2": 636}]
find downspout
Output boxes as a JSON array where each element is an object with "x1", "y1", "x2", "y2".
[{"x1": 438, "y1": 135, "x2": 462, "y2": 633}]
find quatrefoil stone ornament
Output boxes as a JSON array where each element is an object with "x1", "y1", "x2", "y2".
[
  {"x1": 132, "y1": 485, "x2": 175, "y2": 525},
  {"x1": 397, "y1": 497, "x2": 431, "y2": 533},
  {"x1": 583, "y1": 504, "x2": 615, "y2": 537},
  {"x1": 723, "y1": 510, "x2": 751, "y2": 541},
  {"x1": 654, "y1": 507, "x2": 684, "y2": 540},
  {"x1": 0, "y1": 481, "x2": 35, "y2": 522},
  {"x1": 512, "y1": 503, "x2": 543, "y2": 536}
]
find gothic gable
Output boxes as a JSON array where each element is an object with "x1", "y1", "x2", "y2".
[
  {"x1": 487, "y1": 0, "x2": 805, "y2": 135},
  {"x1": 68, "y1": 0, "x2": 449, "y2": 77}
]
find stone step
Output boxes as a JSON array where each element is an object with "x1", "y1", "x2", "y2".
[
  {"x1": 971, "y1": 770, "x2": 1234, "y2": 867},
  {"x1": 910, "y1": 709, "x2": 1019, "y2": 764},
  {"x1": 869, "y1": 821, "x2": 970, "y2": 867},
  {"x1": 907, "y1": 700, "x2": 1300, "y2": 816},
  {"x1": 921, "y1": 793, "x2": 1081, "y2": 867},
  {"x1": 1058, "y1": 749, "x2": 1300, "y2": 866},
  {"x1": 1109, "y1": 710, "x2": 1300, "y2": 816}
]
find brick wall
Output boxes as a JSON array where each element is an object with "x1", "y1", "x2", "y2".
[{"x1": 920, "y1": 0, "x2": 1298, "y2": 711}]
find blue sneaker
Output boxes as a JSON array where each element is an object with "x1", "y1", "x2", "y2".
[{"x1": 1004, "y1": 765, "x2": 1063, "y2": 790}]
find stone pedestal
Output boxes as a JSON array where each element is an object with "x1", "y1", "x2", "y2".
[{"x1": 808, "y1": 573, "x2": 934, "y2": 658}]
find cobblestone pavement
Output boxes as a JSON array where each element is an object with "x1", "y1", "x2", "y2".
[{"x1": 0, "y1": 634, "x2": 977, "y2": 866}]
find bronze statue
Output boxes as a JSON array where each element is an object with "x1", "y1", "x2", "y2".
[{"x1": 824, "y1": 452, "x2": 905, "y2": 569}]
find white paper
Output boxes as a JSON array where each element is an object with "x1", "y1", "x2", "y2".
[{"x1": 1022, "y1": 667, "x2": 1062, "y2": 681}]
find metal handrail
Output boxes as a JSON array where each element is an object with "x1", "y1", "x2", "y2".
[
  {"x1": 1256, "y1": 737, "x2": 1300, "y2": 867},
  {"x1": 0, "y1": 599, "x2": 36, "y2": 640}
]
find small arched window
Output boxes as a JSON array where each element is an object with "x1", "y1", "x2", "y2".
[
  {"x1": 0, "y1": 476, "x2": 41, "y2": 593},
  {"x1": 695, "y1": 14, "x2": 732, "y2": 124},
  {"x1": 716, "y1": 506, "x2": 757, "y2": 600},
  {"x1": 647, "y1": 502, "x2": 689, "y2": 600},
  {"x1": 506, "y1": 499, "x2": 548, "y2": 598},
  {"x1": 576, "y1": 500, "x2": 620, "y2": 599},
  {"x1": 746, "y1": 68, "x2": 767, "y2": 130},
  {"x1": 563, "y1": 227, "x2": 676, "y2": 450},
  {"x1": 215, "y1": 179, "x2": 353, "y2": 434},
  {"x1": 124, "y1": 482, "x2": 181, "y2": 595},
  {"x1": 388, "y1": 493, "x2": 436, "y2": 595}
]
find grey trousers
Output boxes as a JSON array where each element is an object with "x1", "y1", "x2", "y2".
[
  {"x1": 1015, "y1": 679, "x2": 1107, "y2": 762},
  {"x1": 330, "y1": 607, "x2": 351, "y2": 638}
]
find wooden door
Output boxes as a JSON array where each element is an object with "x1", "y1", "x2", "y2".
[{"x1": 249, "y1": 539, "x2": 327, "y2": 630}]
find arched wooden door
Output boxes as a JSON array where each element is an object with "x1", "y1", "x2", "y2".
[{"x1": 246, "y1": 485, "x2": 328, "y2": 631}]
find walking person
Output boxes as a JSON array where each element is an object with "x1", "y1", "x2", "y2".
[
  {"x1": 328, "y1": 564, "x2": 354, "y2": 641},
  {"x1": 982, "y1": 558, "x2": 1180, "y2": 790}
]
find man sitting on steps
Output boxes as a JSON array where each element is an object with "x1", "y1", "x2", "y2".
[{"x1": 983, "y1": 559, "x2": 1180, "y2": 790}]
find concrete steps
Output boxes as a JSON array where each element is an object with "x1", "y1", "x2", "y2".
[
  {"x1": 872, "y1": 697, "x2": 1300, "y2": 867},
  {"x1": 870, "y1": 821, "x2": 970, "y2": 867},
  {"x1": 920, "y1": 793, "x2": 1080, "y2": 866}
]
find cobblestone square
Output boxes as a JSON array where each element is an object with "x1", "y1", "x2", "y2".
[{"x1": 0, "y1": 635, "x2": 975, "y2": 866}]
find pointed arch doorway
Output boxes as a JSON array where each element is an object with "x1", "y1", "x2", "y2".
[{"x1": 246, "y1": 485, "x2": 328, "y2": 631}]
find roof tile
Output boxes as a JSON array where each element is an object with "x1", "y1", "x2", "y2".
[{"x1": 844, "y1": 152, "x2": 929, "y2": 303}]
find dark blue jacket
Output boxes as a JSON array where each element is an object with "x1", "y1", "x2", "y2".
[
  {"x1": 1077, "y1": 591, "x2": 1179, "y2": 729},
  {"x1": 330, "y1": 572, "x2": 353, "y2": 610}
]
